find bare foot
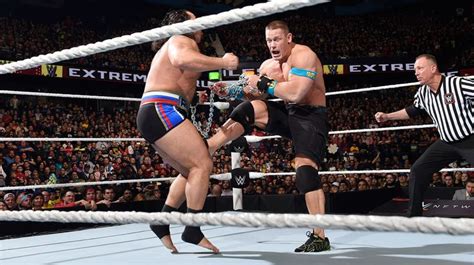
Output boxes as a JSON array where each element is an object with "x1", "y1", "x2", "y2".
[
  {"x1": 197, "y1": 237, "x2": 220, "y2": 254},
  {"x1": 160, "y1": 235, "x2": 178, "y2": 253}
]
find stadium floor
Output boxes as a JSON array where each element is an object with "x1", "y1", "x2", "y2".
[{"x1": 1, "y1": 223, "x2": 473, "y2": 265}]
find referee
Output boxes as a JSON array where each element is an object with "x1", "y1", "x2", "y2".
[{"x1": 374, "y1": 54, "x2": 474, "y2": 216}]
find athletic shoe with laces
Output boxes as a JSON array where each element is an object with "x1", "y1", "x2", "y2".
[{"x1": 294, "y1": 231, "x2": 331, "y2": 252}]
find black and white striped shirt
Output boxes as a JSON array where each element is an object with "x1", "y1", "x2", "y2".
[{"x1": 413, "y1": 75, "x2": 474, "y2": 142}]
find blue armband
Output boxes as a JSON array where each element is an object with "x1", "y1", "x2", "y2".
[
  {"x1": 267, "y1": 80, "x2": 277, "y2": 96},
  {"x1": 289, "y1": 67, "x2": 317, "y2": 80},
  {"x1": 257, "y1": 75, "x2": 277, "y2": 96}
]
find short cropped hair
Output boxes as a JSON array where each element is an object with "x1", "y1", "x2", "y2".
[
  {"x1": 265, "y1": 20, "x2": 289, "y2": 33},
  {"x1": 416, "y1": 54, "x2": 438, "y2": 66}
]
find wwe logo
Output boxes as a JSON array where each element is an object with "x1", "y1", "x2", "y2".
[
  {"x1": 327, "y1": 65, "x2": 339, "y2": 75},
  {"x1": 47, "y1": 65, "x2": 58, "y2": 77},
  {"x1": 234, "y1": 175, "x2": 247, "y2": 186},
  {"x1": 232, "y1": 145, "x2": 245, "y2": 153}
]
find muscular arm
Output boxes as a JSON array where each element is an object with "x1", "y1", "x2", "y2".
[
  {"x1": 168, "y1": 36, "x2": 226, "y2": 72},
  {"x1": 272, "y1": 50, "x2": 317, "y2": 103},
  {"x1": 259, "y1": 59, "x2": 285, "y2": 82}
]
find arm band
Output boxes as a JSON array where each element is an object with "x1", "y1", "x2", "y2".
[
  {"x1": 289, "y1": 67, "x2": 317, "y2": 80},
  {"x1": 405, "y1": 105, "x2": 424, "y2": 118},
  {"x1": 257, "y1": 75, "x2": 277, "y2": 95},
  {"x1": 227, "y1": 84, "x2": 244, "y2": 100}
]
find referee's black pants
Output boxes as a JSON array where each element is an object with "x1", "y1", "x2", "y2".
[{"x1": 408, "y1": 135, "x2": 474, "y2": 216}]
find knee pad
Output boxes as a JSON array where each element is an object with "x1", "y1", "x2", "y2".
[
  {"x1": 229, "y1": 101, "x2": 255, "y2": 134},
  {"x1": 181, "y1": 208, "x2": 204, "y2": 244},
  {"x1": 295, "y1": 165, "x2": 321, "y2": 194}
]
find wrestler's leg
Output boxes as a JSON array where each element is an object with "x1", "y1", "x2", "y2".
[
  {"x1": 154, "y1": 119, "x2": 218, "y2": 253},
  {"x1": 207, "y1": 100, "x2": 268, "y2": 154},
  {"x1": 294, "y1": 156, "x2": 325, "y2": 238},
  {"x1": 148, "y1": 146, "x2": 187, "y2": 253}
]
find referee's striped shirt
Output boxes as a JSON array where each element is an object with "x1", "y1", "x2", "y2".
[{"x1": 413, "y1": 75, "x2": 474, "y2": 142}]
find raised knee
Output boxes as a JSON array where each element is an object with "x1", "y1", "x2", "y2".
[
  {"x1": 295, "y1": 165, "x2": 321, "y2": 194},
  {"x1": 229, "y1": 101, "x2": 255, "y2": 134}
]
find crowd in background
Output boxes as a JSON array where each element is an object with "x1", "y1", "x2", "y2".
[
  {"x1": 0, "y1": 3, "x2": 472, "y2": 71},
  {"x1": 0, "y1": 84, "x2": 471, "y2": 210},
  {"x1": 217, "y1": 6, "x2": 473, "y2": 67},
  {"x1": 0, "y1": 3, "x2": 473, "y2": 211}
]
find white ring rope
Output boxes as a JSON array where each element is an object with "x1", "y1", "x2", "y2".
[
  {"x1": 324, "y1": 75, "x2": 473, "y2": 96},
  {"x1": 0, "y1": 0, "x2": 328, "y2": 75},
  {"x1": 3, "y1": 167, "x2": 472, "y2": 191},
  {"x1": 5, "y1": 77, "x2": 472, "y2": 103},
  {"x1": 0, "y1": 210, "x2": 471, "y2": 235},
  {"x1": 0, "y1": 177, "x2": 176, "y2": 192},
  {"x1": 329, "y1": 124, "x2": 436, "y2": 134},
  {"x1": 0, "y1": 124, "x2": 438, "y2": 142},
  {"x1": 210, "y1": 167, "x2": 474, "y2": 180},
  {"x1": 0, "y1": 89, "x2": 141, "y2": 102},
  {"x1": 0, "y1": 90, "x2": 231, "y2": 110}
]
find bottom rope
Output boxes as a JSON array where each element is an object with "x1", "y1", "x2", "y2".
[{"x1": 0, "y1": 210, "x2": 471, "y2": 235}]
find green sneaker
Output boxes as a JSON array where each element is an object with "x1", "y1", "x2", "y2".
[{"x1": 294, "y1": 231, "x2": 331, "y2": 252}]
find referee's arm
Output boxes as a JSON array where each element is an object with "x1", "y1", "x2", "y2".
[{"x1": 374, "y1": 107, "x2": 412, "y2": 123}]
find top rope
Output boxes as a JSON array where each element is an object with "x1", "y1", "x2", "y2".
[{"x1": 0, "y1": 0, "x2": 328, "y2": 75}]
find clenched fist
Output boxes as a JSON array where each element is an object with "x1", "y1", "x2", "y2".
[
  {"x1": 374, "y1": 112, "x2": 388, "y2": 123},
  {"x1": 222, "y1": 53, "x2": 239, "y2": 70}
]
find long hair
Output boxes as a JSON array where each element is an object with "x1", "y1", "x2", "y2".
[{"x1": 151, "y1": 9, "x2": 193, "y2": 52}]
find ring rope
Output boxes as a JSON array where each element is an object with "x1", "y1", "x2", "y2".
[
  {"x1": 0, "y1": 177, "x2": 176, "y2": 192},
  {"x1": 210, "y1": 167, "x2": 474, "y2": 180},
  {"x1": 325, "y1": 76, "x2": 474, "y2": 96},
  {"x1": 2, "y1": 167, "x2": 472, "y2": 191},
  {"x1": 0, "y1": 90, "x2": 231, "y2": 110},
  {"x1": 5, "y1": 77, "x2": 472, "y2": 102},
  {"x1": 0, "y1": 124, "x2": 439, "y2": 142},
  {"x1": 0, "y1": 210, "x2": 471, "y2": 235},
  {"x1": 0, "y1": 0, "x2": 328, "y2": 75}
]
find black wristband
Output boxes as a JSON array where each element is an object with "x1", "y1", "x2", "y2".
[
  {"x1": 256, "y1": 75, "x2": 275, "y2": 93},
  {"x1": 191, "y1": 93, "x2": 200, "y2": 105}
]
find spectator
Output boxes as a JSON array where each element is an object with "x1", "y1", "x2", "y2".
[
  {"x1": 32, "y1": 192, "x2": 45, "y2": 210},
  {"x1": 357, "y1": 180, "x2": 369, "y2": 191},
  {"x1": 398, "y1": 174, "x2": 409, "y2": 188},
  {"x1": 17, "y1": 193, "x2": 32, "y2": 210},
  {"x1": 54, "y1": 190, "x2": 78, "y2": 208},
  {"x1": 208, "y1": 184, "x2": 222, "y2": 197},
  {"x1": 221, "y1": 180, "x2": 233, "y2": 196},
  {"x1": 0, "y1": 200, "x2": 7, "y2": 211},
  {"x1": 97, "y1": 186, "x2": 116, "y2": 207},
  {"x1": 116, "y1": 188, "x2": 134, "y2": 203},
  {"x1": 452, "y1": 179, "x2": 474, "y2": 200},
  {"x1": 3, "y1": 193, "x2": 17, "y2": 210}
]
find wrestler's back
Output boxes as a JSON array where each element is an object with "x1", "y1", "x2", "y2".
[{"x1": 144, "y1": 38, "x2": 200, "y2": 103}]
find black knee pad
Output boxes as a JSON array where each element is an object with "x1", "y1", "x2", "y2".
[
  {"x1": 295, "y1": 165, "x2": 321, "y2": 194},
  {"x1": 181, "y1": 208, "x2": 204, "y2": 244},
  {"x1": 229, "y1": 101, "x2": 255, "y2": 134},
  {"x1": 150, "y1": 204, "x2": 177, "y2": 239}
]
